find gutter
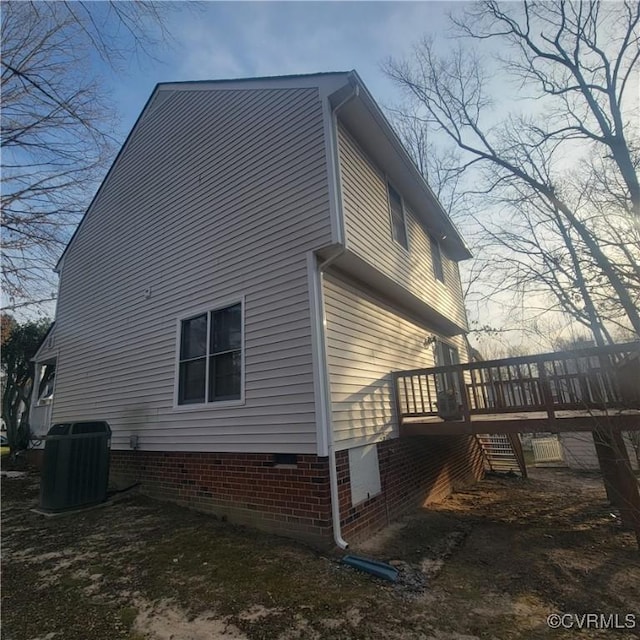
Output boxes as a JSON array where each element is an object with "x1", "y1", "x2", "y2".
[
  {"x1": 325, "y1": 77, "x2": 360, "y2": 247},
  {"x1": 315, "y1": 248, "x2": 347, "y2": 549},
  {"x1": 318, "y1": 80, "x2": 360, "y2": 551}
]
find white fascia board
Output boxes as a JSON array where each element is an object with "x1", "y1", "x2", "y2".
[{"x1": 157, "y1": 72, "x2": 352, "y2": 94}]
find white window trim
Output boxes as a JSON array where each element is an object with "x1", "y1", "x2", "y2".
[
  {"x1": 172, "y1": 296, "x2": 246, "y2": 411},
  {"x1": 34, "y1": 356, "x2": 58, "y2": 407},
  {"x1": 386, "y1": 180, "x2": 410, "y2": 253}
]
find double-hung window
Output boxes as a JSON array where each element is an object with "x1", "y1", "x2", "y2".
[
  {"x1": 387, "y1": 183, "x2": 409, "y2": 250},
  {"x1": 178, "y1": 302, "x2": 242, "y2": 405}
]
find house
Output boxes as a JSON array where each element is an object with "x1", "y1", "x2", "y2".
[
  {"x1": 559, "y1": 432, "x2": 639, "y2": 471},
  {"x1": 29, "y1": 71, "x2": 484, "y2": 546}
]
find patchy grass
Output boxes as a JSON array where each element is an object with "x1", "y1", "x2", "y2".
[{"x1": 2, "y1": 468, "x2": 639, "y2": 640}]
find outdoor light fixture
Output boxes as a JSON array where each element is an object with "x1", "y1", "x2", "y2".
[{"x1": 423, "y1": 335, "x2": 437, "y2": 348}]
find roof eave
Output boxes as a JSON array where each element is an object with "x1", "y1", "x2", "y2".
[{"x1": 337, "y1": 71, "x2": 472, "y2": 262}]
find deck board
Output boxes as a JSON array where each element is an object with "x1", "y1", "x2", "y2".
[{"x1": 401, "y1": 409, "x2": 640, "y2": 436}]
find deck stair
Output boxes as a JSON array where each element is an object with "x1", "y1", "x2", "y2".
[{"x1": 476, "y1": 434, "x2": 527, "y2": 477}]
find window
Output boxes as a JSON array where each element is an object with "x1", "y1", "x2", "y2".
[
  {"x1": 178, "y1": 303, "x2": 242, "y2": 405},
  {"x1": 435, "y1": 340, "x2": 460, "y2": 394},
  {"x1": 435, "y1": 341, "x2": 459, "y2": 367},
  {"x1": 430, "y1": 235, "x2": 445, "y2": 282},
  {"x1": 387, "y1": 183, "x2": 408, "y2": 249},
  {"x1": 37, "y1": 363, "x2": 56, "y2": 404}
]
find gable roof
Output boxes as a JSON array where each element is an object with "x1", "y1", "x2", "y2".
[
  {"x1": 54, "y1": 72, "x2": 351, "y2": 272},
  {"x1": 31, "y1": 321, "x2": 55, "y2": 362},
  {"x1": 56, "y1": 70, "x2": 470, "y2": 270}
]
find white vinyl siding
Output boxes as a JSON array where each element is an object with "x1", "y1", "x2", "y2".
[
  {"x1": 559, "y1": 432, "x2": 639, "y2": 471},
  {"x1": 337, "y1": 123, "x2": 467, "y2": 330},
  {"x1": 52, "y1": 86, "x2": 332, "y2": 453},
  {"x1": 323, "y1": 273, "x2": 466, "y2": 449}
]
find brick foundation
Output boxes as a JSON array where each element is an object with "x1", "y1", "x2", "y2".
[
  {"x1": 109, "y1": 451, "x2": 332, "y2": 544},
  {"x1": 338, "y1": 435, "x2": 485, "y2": 543},
  {"x1": 109, "y1": 435, "x2": 484, "y2": 546}
]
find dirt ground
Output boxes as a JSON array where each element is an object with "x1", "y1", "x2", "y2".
[{"x1": 2, "y1": 466, "x2": 639, "y2": 640}]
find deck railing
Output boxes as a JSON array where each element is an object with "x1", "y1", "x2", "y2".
[{"x1": 392, "y1": 342, "x2": 640, "y2": 422}]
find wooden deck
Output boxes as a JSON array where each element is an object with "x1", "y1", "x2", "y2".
[
  {"x1": 402, "y1": 410, "x2": 640, "y2": 436},
  {"x1": 393, "y1": 342, "x2": 640, "y2": 436}
]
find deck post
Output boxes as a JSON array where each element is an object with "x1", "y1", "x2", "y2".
[
  {"x1": 456, "y1": 368, "x2": 471, "y2": 424},
  {"x1": 391, "y1": 372, "x2": 403, "y2": 433},
  {"x1": 537, "y1": 358, "x2": 556, "y2": 425},
  {"x1": 507, "y1": 433, "x2": 528, "y2": 479}
]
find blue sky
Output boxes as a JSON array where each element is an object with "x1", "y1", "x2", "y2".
[
  {"x1": 8, "y1": 1, "x2": 632, "y2": 350},
  {"x1": 106, "y1": 2, "x2": 463, "y2": 137},
  {"x1": 99, "y1": 0, "x2": 548, "y2": 351}
]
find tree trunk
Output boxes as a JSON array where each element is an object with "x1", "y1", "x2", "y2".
[{"x1": 593, "y1": 428, "x2": 640, "y2": 548}]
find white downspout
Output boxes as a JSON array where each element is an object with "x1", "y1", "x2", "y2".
[
  {"x1": 322, "y1": 78, "x2": 360, "y2": 550},
  {"x1": 315, "y1": 249, "x2": 347, "y2": 549}
]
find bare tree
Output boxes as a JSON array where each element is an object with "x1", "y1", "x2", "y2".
[
  {"x1": 388, "y1": 107, "x2": 472, "y2": 222},
  {"x1": 1, "y1": 1, "x2": 174, "y2": 312},
  {"x1": 384, "y1": 0, "x2": 640, "y2": 340}
]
